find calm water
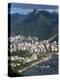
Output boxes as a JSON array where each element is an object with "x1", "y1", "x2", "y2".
[{"x1": 21, "y1": 54, "x2": 58, "y2": 76}]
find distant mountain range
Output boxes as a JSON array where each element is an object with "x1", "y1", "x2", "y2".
[{"x1": 9, "y1": 9, "x2": 58, "y2": 40}]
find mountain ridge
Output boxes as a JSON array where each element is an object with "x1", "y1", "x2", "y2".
[{"x1": 9, "y1": 10, "x2": 58, "y2": 40}]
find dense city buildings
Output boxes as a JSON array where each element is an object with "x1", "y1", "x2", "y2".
[{"x1": 9, "y1": 35, "x2": 58, "y2": 68}]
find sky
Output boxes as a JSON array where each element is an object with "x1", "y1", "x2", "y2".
[{"x1": 8, "y1": 3, "x2": 58, "y2": 15}]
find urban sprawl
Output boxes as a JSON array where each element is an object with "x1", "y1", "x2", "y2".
[{"x1": 9, "y1": 35, "x2": 58, "y2": 69}]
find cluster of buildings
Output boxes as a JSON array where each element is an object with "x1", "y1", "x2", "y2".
[
  {"x1": 10, "y1": 54, "x2": 37, "y2": 67},
  {"x1": 9, "y1": 35, "x2": 58, "y2": 53},
  {"x1": 9, "y1": 35, "x2": 58, "y2": 67}
]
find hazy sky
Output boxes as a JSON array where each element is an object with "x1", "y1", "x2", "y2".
[{"x1": 8, "y1": 3, "x2": 58, "y2": 14}]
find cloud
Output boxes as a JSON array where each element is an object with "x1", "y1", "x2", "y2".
[
  {"x1": 10, "y1": 7, "x2": 33, "y2": 14},
  {"x1": 9, "y1": 3, "x2": 58, "y2": 14}
]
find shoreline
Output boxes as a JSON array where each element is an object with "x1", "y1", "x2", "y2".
[{"x1": 18, "y1": 55, "x2": 52, "y2": 73}]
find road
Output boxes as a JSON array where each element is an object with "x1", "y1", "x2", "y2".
[{"x1": 18, "y1": 54, "x2": 52, "y2": 73}]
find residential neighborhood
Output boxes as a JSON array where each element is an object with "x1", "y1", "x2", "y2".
[{"x1": 9, "y1": 35, "x2": 58, "y2": 68}]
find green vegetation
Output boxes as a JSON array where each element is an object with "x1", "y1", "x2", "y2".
[
  {"x1": 37, "y1": 52, "x2": 50, "y2": 60},
  {"x1": 10, "y1": 10, "x2": 58, "y2": 41},
  {"x1": 11, "y1": 50, "x2": 32, "y2": 58}
]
